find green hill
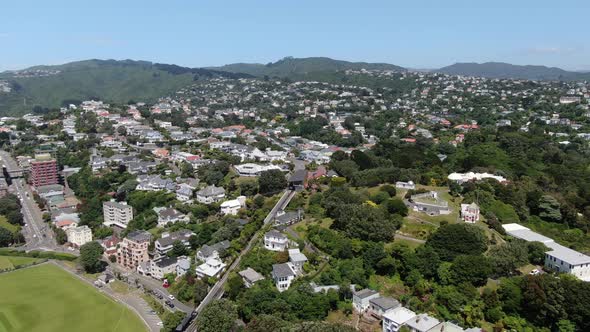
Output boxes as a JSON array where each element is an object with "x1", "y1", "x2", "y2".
[
  {"x1": 437, "y1": 62, "x2": 590, "y2": 81},
  {"x1": 210, "y1": 56, "x2": 406, "y2": 77},
  {"x1": 0, "y1": 59, "x2": 251, "y2": 116}
]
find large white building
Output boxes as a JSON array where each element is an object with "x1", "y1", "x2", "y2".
[
  {"x1": 233, "y1": 163, "x2": 282, "y2": 177},
  {"x1": 447, "y1": 172, "x2": 507, "y2": 184},
  {"x1": 65, "y1": 225, "x2": 92, "y2": 247},
  {"x1": 220, "y1": 196, "x2": 246, "y2": 215},
  {"x1": 503, "y1": 223, "x2": 590, "y2": 281},
  {"x1": 264, "y1": 230, "x2": 288, "y2": 251},
  {"x1": 103, "y1": 200, "x2": 134, "y2": 228}
]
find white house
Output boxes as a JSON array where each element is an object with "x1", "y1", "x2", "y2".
[
  {"x1": 368, "y1": 296, "x2": 401, "y2": 318},
  {"x1": 352, "y1": 288, "x2": 380, "y2": 312},
  {"x1": 154, "y1": 230, "x2": 194, "y2": 255},
  {"x1": 271, "y1": 263, "x2": 297, "y2": 292},
  {"x1": 383, "y1": 307, "x2": 417, "y2": 332},
  {"x1": 404, "y1": 313, "x2": 440, "y2": 332},
  {"x1": 264, "y1": 230, "x2": 288, "y2": 251},
  {"x1": 150, "y1": 256, "x2": 178, "y2": 280},
  {"x1": 503, "y1": 223, "x2": 590, "y2": 281},
  {"x1": 234, "y1": 163, "x2": 282, "y2": 177},
  {"x1": 153, "y1": 207, "x2": 189, "y2": 227},
  {"x1": 288, "y1": 248, "x2": 308, "y2": 274},
  {"x1": 196, "y1": 258, "x2": 226, "y2": 278},
  {"x1": 460, "y1": 203, "x2": 480, "y2": 223},
  {"x1": 196, "y1": 241, "x2": 230, "y2": 262},
  {"x1": 176, "y1": 256, "x2": 191, "y2": 277},
  {"x1": 220, "y1": 196, "x2": 246, "y2": 215},
  {"x1": 395, "y1": 181, "x2": 415, "y2": 190}
]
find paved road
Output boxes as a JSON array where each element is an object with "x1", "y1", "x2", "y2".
[
  {"x1": 0, "y1": 150, "x2": 64, "y2": 252},
  {"x1": 187, "y1": 189, "x2": 295, "y2": 331}
]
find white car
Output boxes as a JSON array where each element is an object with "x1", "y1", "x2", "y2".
[
  {"x1": 156, "y1": 322, "x2": 163, "y2": 327},
  {"x1": 168, "y1": 295, "x2": 175, "y2": 300},
  {"x1": 529, "y1": 269, "x2": 541, "y2": 276}
]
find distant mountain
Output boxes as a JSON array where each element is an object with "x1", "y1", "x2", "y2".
[
  {"x1": 210, "y1": 56, "x2": 406, "y2": 77},
  {"x1": 437, "y1": 62, "x2": 590, "y2": 81},
  {"x1": 0, "y1": 59, "x2": 251, "y2": 116}
]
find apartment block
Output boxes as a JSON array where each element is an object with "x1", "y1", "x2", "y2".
[
  {"x1": 103, "y1": 200, "x2": 134, "y2": 228},
  {"x1": 117, "y1": 230, "x2": 151, "y2": 270},
  {"x1": 30, "y1": 153, "x2": 58, "y2": 188}
]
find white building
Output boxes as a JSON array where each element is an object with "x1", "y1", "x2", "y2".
[
  {"x1": 271, "y1": 262, "x2": 297, "y2": 292},
  {"x1": 196, "y1": 185, "x2": 226, "y2": 204},
  {"x1": 150, "y1": 256, "x2": 178, "y2": 280},
  {"x1": 234, "y1": 163, "x2": 282, "y2": 177},
  {"x1": 65, "y1": 225, "x2": 92, "y2": 247},
  {"x1": 395, "y1": 181, "x2": 415, "y2": 190},
  {"x1": 447, "y1": 172, "x2": 507, "y2": 184},
  {"x1": 503, "y1": 223, "x2": 590, "y2": 281},
  {"x1": 196, "y1": 258, "x2": 226, "y2": 278},
  {"x1": 352, "y1": 288, "x2": 380, "y2": 312},
  {"x1": 264, "y1": 230, "x2": 288, "y2": 251},
  {"x1": 383, "y1": 307, "x2": 417, "y2": 332},
  {"x1": 220, "y1": 196, "x2": 246, "y2": 215},
  {"x1": 103, "y1": 200, "x2": 133, "y2": 228},
  {"x1": 288, "y1": 248, "x2": 308, "y2": 274}
]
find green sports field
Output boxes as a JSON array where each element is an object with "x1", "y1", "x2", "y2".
[
  {"x1": 0, "y1": 263, "x2": 147, "y2": 332},
  {"x1": 0, "y1": 256, "x2": 41, "y2": 270}
]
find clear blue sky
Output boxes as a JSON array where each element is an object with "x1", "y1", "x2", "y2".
[{"x1": 1, "y1": 0, "x2": 589, "y2": 71}]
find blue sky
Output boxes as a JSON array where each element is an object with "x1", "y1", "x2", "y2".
[{"x1": 1, "y1": 0, "x2": 589, "y2": 71}]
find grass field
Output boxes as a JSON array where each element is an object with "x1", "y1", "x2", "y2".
[
  {"x1": 0, "y1": 216, "x2": 19, "y2": 233},
  {"x1": 0, "y1": 256, "x2": 41, "y2": 270},
  {"x1": 0, "y1": 263, "x2": 147, "y2": 332}
]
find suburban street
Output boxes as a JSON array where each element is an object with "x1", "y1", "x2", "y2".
[
  {"x1": 0, "y1": 150, "x2": 64, "y2": 252},
  {"x1": 187, "y1": 189, "x2": 296, "y2": 331}
]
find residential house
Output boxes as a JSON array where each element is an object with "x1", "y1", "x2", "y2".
[
  {"x1": 153, "y1": 207, "x2": 189, "y2": 227},
  {"x1": 176, "y1": 184, "x2": 194, "y2": 202},
  {"x1": 100, "y1": 234, "x2": 120, "y2": 259},
  {"x1": 239, "y1": 267, "x2": 265, "y2": 288},
  {"x1": 460, "y1": 203, "x2": 480, "y2": 223},
  {"x1": 353, "y1": 289, "x2": 380, "y2": 312},
  {"x1": 427, "y1": 322, "x2": 466, "y2": 332},
  {"x1": 271, "y1": 263, "x2": 297, "y2": 292},
  {"x1": 196, "y1": 240, "x2": 230, "y2": 262},
  {"x1": 404, "y1": 313, "x2": 440, "y2": 332},
  {"x1": 368, "y1": 296, "x2": 401, "y2": 318},
  {"x1": 155, "y1": 230, "x2": 194, "y2": 255},
  {"x1": 234, "y1": 163, "x2": 282, "y2": 177},
  {"x1": 288, "y1": 169, "x2": 307, "y2": 190},
  {"x1": 196, "y1": 185, "x2": 226, "y2": 204},
  {"x1": 176, "y1": 256, "x2": 191, "y2": 277},
  {"x1": 503, "y1": 223, "x2": 590, "y2": 281},
  {"x1": 409, "y1": 191, "x2": 451, "y2": 216},
  {"x1": 150, "y1": 256, "x2": 178, "y2": 280},
  {"x1": 274, "y1": 209, "x2": 303, "y2": 226},
  {"x1": 395, "y1": 181, "x2": 415, "y2": 190},
  {"x1": 220, "y1": 196, "x2": 246, "y2": 215},
  {"x1": 264, "y1": 230, "x2": 288, "y2": 251},
  {"x1": 382, "y1": 307, "x2": 417, "y2": 332},
  {"x1": 196, "y1": 258, "x2": 226, "y2": 278},
  {"x1": 288, "y1": 248, "x2": 308, "y2": 274}
]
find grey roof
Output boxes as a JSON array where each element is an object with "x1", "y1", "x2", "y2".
[
  {"x1": 428, "y1": 322, "x2": 466, "y2": 332},
  {"x1": 506, "y1": 228, "x2": 553, "y2": 244},
  {"x1": 369, "y1": 296, "x2": 400, "y2": 311},
  {"x1": 265, "y1": 230, "x2": 286, "y2": 240},
  {"x1": 275, "y1": 211, "x2": 301, "y2": 225},
  {"x1": 197, "y1": 185, "x2": 225, "y2": 197},
  {"x1": 198, "y1": 240, "x2": 230, "y2": 258},
  {"x1": 272, "y1": 263, "x2": 296, "y2": 278},
  {"x1": 158, "y1": 207, "x2": 184, "y2": 219},
  {"x1": 127, "y1": 230, "x2": 151, "y2": 243},
  {"x1": 354, "y1": 288, "x2": 379, "y2": 299},
  {"x1": 239, "y1": 267, "x2": 265, "y2": 283},
  {"x1": 154, "y1": 256, "x2": 177, "y2": 268},
  {"x1": 545, "y1": 242, "x2": 590, "y2": 265},
  {"x1": 405, "y1": 313, "x2": 440, "y2": 332},
  {"x1": 156, "y1": 230, "x2": 194, "y2": 247},
  {"x1": 289, "y1": 169, "x2": 307, "y2": 183},
  {"x1": 104, "y1": 200, "x2": 132, "y2": 210},
  {"x1": 36, "y1": 184, "x2": 64, "y2": 194}
]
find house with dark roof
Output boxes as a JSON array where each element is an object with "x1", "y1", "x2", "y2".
[
  {"x1": 368, "y1": 296, "x2": 401, "y2": 318},
  {"x1": 353, "y1": 288, "x2": 380, "y2": 312},
  {"x1": 196, "y1": 240, "x2": 230, "y2": 262},
  {"x1": 274, "y1": 209, "x2": 303, "y2": 226},
  {"x1": 155, "y1": 230, "x2": 194, "y2": 255},
  {"x1": 239, "y1": 267, "x2": 265, "y2": 288},
  {"x1": 153, "y1": 207, "x2": 189, "y2": 227},
  {"x1": 288, "y1": 169, "x2": 307, "y2": 190},
  {"x1": 196, "y1": 185, "x2": 226, "y2": 204}
]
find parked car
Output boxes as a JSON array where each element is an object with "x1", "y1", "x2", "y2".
[{"x1": 168, "y1": 294, "x2": 175, "y2": 300}]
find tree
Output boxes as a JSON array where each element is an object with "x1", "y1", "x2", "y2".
[
  {"x1": 332, "y1": 204, "x2": 401, "y2": 242},
  {"x1": 245, "y1": 315, "x2": 289, "y2": 332},
  {"x1": 0, "y1": 227, "x2": 13, "y2": 247},
  {"x1": 557, "y1": 320, "x2": 576, "y2": 332},
  {"x1": 169, "y1": 240, "x2": 188, "y2": 257},
  {"x1": 79, "y1": 241, "x2": 104, "y2": 273},
  {"x1": 54, "y1": 227, "x2": 67, "y2": 245},
  {"x1": 426, "y1": 224, "x2": 488, "y2": 261},
  {"x1": 196, "y1": 299, "x2": 238, "y2": 332},
  {"x1": 258, "y1": 169, "x2": 286, "y2": 195},
  {"x1": 384, "y1": 197, "x2": 408, "y2": 216},
  {"x1": 488, "y1": 240, "x2": 528, "y2": 276},
  {"x1": 380, "y1": 184, "x2": 397, "y2": 197},
  {"x1": 538, "y1": 195, "x2": 562, "y2": 222},
  {"x1": 527, "y1": 241, "x2": 549, "y2": 265},
  {"x1": 450, "y1": 255, "x2": 493, "y2": 286},
  {"x1": 162, "y1": 311, "x2": 185, "y2": 332}
]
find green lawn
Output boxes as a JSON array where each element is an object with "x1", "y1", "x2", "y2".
[
  {"x1": 0, "y1": 256, "x2": 41, "y2": 270},
  {"x1": 0, "y1": 263, "x2": 147, "y2": 332},
  {"x1": 0, "y1": 216, "x2": 18, "y2": 233}
]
